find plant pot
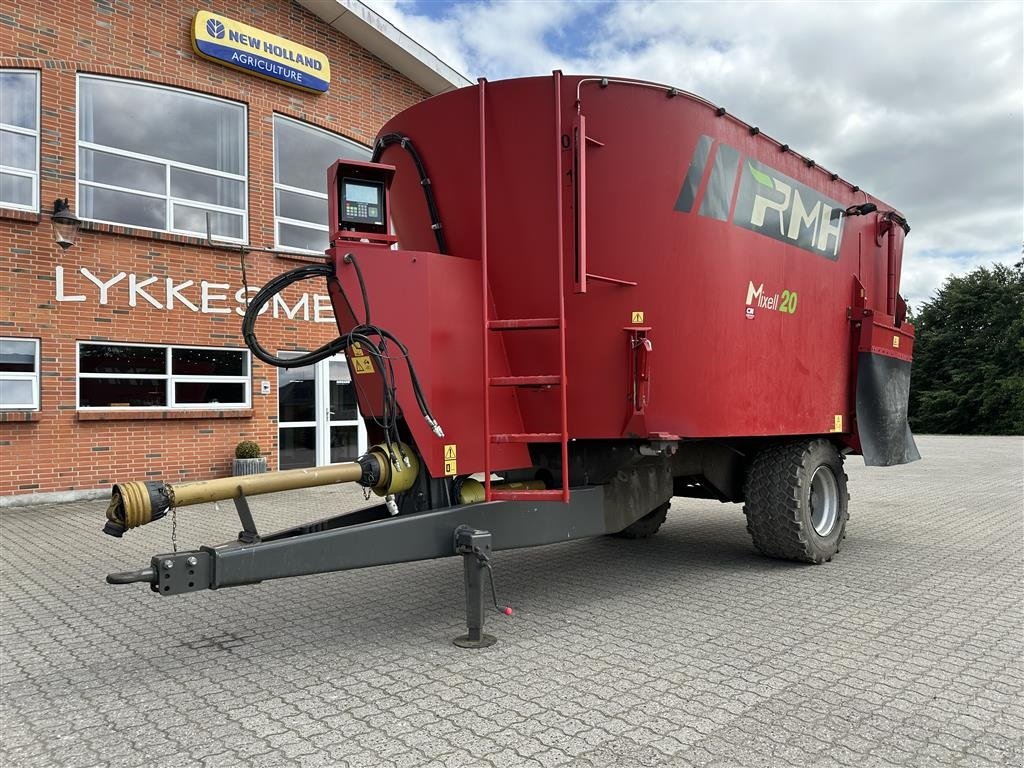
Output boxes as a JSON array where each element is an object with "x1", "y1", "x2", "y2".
[{"x1": 232, "y1": 457, "x2": 267, "y2": 476}]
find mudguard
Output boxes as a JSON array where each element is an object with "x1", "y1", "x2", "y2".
[{"x1": 856, "y1": 351, "x2": 921, "y2": 466}]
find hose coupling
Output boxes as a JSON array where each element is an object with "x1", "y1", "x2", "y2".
[{"x1": 425, "y1": 414, "x2": 445, "y2": 438}]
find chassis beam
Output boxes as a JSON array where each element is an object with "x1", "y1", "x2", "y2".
[
  {"x1": 108, "y1": 459, "x2": 674, "y2": 645},
  {"x1": 114, "y1": 486, "x2": 608, "y2": 595}
]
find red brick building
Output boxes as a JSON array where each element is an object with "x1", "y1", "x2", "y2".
[{"x1": 0, "y1": 0, "x2": 468, "y2": 502}]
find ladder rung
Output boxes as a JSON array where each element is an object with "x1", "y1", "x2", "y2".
[
  {"x1": 489, "y1": 375, "x2": 560, "y2": 387},
  {"x1": 490, "y1": 432, "x2": 562, "y2": 443},
  {"x1": 489, "y1": 489, "x2": 566, "y2": 502},
  {"x1": 487, "y1": 318, "x2": 561, "y2": 330}
]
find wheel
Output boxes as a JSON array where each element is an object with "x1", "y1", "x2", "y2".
[
  {"x1": 612, "y1": 501, "x2": 670, "y2": 539},
  {"x1": 743, "y1": 439, "x2": 849, "y2": 563}
]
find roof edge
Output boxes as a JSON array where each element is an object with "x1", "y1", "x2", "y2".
[{"x1": 298, "y1": 0, "x2": 472, "y2": 95}]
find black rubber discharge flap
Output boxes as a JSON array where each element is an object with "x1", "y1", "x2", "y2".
[{"x1": 856, "y1": 352, "x2": 921, "y2": 467}]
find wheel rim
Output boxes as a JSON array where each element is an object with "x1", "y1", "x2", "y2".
[{"x1": 809, "y1": 465, "x2": 839, "y2": 536}]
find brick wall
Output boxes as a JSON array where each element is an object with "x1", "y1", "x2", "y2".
[{"x1": 0, "y1": 0, "x2": 430, "y2": 496}]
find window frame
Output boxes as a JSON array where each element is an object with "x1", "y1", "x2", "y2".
[
  {"x1": 76, "y1": 341, "x2": 251, "y2": 411},
  {"x1": 0, "y1": 337, "x2": 41, "y2": 410},
  {"x1": 75, "y1": 75, "x2": 249, "y2": 243},
  {"x1": 272, "y1": 114, "x2": 371, "y2": 254},
  {"x1": 0, "y1": 69, "x2": 41, "y2": 213}
]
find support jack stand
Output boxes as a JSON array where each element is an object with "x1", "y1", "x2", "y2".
[
  {"x1": 453, "y1": 525, "x2": 498, "y2": 648},
  {"x1": 233, "y1": 490, "x2": 261, "y2": 545}
]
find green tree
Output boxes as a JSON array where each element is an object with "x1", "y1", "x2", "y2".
[{"x1": 908, "y1": 260, "x2": 1024, "y2": 434}]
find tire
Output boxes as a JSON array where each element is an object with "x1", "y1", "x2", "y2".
[
  {"x1": 612, "y1": 501, "x2": 670, "y2": 539},
  {"x1": 743, "y1": 439, "x2": 849, "y2": 563}
]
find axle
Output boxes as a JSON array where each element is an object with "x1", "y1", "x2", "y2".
[{"x1": 103, "y1": 442, "x2": 419, "y2": 537}]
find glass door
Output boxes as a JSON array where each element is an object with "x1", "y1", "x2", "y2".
[
  {"x1": 278, "y1": 355, "x2": 317, "y2": 470},
  {"x1": 327, "y1": 356, "x2": 362, "y2": 462},
  {"x1": 278, "y1": 353, "x2": 365, "y2": 470}
]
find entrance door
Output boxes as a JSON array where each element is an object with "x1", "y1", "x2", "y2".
[
  {"x1": 325, "y1": 356, "x2": 362, "y2": 463},
  {"x1": 278, "y1": 353, "x2": 365, "y2": 470}
]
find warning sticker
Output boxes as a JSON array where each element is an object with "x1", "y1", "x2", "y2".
[
  {"x1": 444, "y1": 459, "x2": 457, "y2": 475},
  {"x1": 443, "y1": 444, "x2": 457, "y2": 476},
  {"x1": 892, "y1": 335, "x2": 900, "y2": 349},
  {"x1": 444, "y1": 444, "x2": 457, "y2": 460},
  {"x1": 349, "y1": 342, "x2": 365, "y2": 356},
  {"x1": 831, "y1": 414, "x2": 843, "y2": 433},
  {"x1": 352, "y1": 356, "x2": 374, "y2": 375},
  {"x1": 631, "y1": 311, "x2": 644, "y2": 324}
]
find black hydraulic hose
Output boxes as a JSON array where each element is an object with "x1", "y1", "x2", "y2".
[
  {"x1": 241, "y1": 263, "x2": 348, "y2": 369},
  {"x1": 372, "y1": 132, "x2": 448, "y2": 254},
  {"x1": 342, "y1": 253, "x2": 433, "y2": 423},
  {"x1": 883, "y1": 210, "x2": 911, "y2": 235},
  {"x1": 240, "y1": 259, "x2": 444, "y2": 438},
  {"x1": 343, "y1": 253, "x2": 371, "y2": 325}
]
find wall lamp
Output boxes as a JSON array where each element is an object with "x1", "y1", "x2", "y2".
[{"x1": 51, "y1": 198, "x2": 82, "y2": 250}]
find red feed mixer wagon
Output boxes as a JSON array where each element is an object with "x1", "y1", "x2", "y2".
[{"x1": 105, "y1": 73, "x2": 919, "y2": 647}]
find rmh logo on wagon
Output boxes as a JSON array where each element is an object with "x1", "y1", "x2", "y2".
[
  {"x1": 736, "y1": 160, "x2": 844, "y2": 260},
  {"x1": 674, "y1": 136, "x2": 846, "y2": 262}
]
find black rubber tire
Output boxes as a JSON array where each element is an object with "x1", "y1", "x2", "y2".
[
  {"x1": 612, "y1": 501, "x2": 670, "y2": 539},
  {"x1": 742, "y1": 439, "x2": 849, "y2": 563}
]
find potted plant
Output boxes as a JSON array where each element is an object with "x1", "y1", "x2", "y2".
[{"x1": 233, "y1": 440, "x2": 267, "y2": 476}]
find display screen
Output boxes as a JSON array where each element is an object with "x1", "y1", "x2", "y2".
[
  {"x1": 340, "y1": 177, "x2": 384, "y2": 227},
  {"x1": 345, "y1": 182, "x2": 379, "y2": 205}
]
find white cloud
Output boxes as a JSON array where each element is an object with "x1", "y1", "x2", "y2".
[
  {"x1": 365, "y1": 0, "x2": 1023, "y2": 304},
  {"x1": 901, "y1": 247, "x2": 1021, "y2": 311}
]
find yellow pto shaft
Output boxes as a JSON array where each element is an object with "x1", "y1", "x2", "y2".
[{"x1": 104, "y1": 443, "x2": 418, "y2": 537}]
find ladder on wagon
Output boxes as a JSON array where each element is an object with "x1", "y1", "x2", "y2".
[{"x1": 478, "y1": 76, "x2": 571, "y2": 504}]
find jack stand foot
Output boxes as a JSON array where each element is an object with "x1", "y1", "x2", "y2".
[
  {"x1": 453, "y1": 631, "x2": 497, "y2": 649},
  {"x1": 453, "y1": 525, "x2": 496, "y2": 649}
]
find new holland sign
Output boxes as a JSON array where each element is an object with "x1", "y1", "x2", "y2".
[{"x1": 192, "y1": 11, "x2": 331, "y2": 93}]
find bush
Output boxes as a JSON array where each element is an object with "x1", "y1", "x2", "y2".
[{"x1": 234, "y1": 440, "x2": 262, "y2": 459}]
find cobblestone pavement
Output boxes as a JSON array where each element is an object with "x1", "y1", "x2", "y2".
[{"x1": 1, "y1": 435, "x2": 1022, "y2": 768}]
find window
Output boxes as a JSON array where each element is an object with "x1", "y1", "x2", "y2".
[
  {"x1": 77, "y1": 76, "x2": 247, "y2": 241},
  {"x1": 273, "y1": 115, "x2": 370, "y2": 253},
  {"x1": 77, "y1": 343, "x2": 250, "y2": 409},
  {"x1": 0, "y1": 338, "x2": 40, "y2": 410},
  {"x1": 0, "y1": 70, "x2": 40, "y2": 211}
]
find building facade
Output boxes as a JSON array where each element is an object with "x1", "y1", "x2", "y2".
[{"x1": 0, "y1": 0, "x2": 468, "y2": 501}]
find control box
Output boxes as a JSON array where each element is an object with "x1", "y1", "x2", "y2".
[{"x1": 327, "y1": 159, "x2": 396, "y2": 245}]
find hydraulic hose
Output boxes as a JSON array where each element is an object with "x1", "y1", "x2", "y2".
[
  {"x1": 242, "y1": 263, "x2": 347, "y2": 369},
  {"x1": 240, "y1": 259, "x2": 443, "y2": 442},
  {"x1": 372, "y1": 132, "x2": 447, "y2": 254}
]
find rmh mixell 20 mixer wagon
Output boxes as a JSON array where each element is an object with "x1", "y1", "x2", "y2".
[{"x1": 105, "y1": 74, "x2": 919, "y2": 646}]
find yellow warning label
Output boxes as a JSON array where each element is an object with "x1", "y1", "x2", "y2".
[
  {"x1": 832, "y1": 414, "x2": 843, "y2": 432},
  {"x1": 352, "y1": 356, "x2": 374, "y2": 375},
  {"x1": 444, "y1": 444, "x2": 457, "y2": 460},
  {"x1": 350, "y1": 342, "x2": 365, "y2": 357},
  {"x1": 444, "y1": 459, "x2": 457, "y2": 476},
  {"x1": 631, "y1": 311, "x2": 644, "y2": 324},
  {"x1": 892, "y1": 335, "x2": 900, "y2": 349}
]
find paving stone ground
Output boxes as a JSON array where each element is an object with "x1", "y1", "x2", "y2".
[{"x1": 1, "y1": 435, "x2": 1022, "y2": 767}]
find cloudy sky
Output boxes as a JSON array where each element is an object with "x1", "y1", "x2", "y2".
[{"x1": 364, "y1": 0, "x2": 1022, "y2": 307}]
